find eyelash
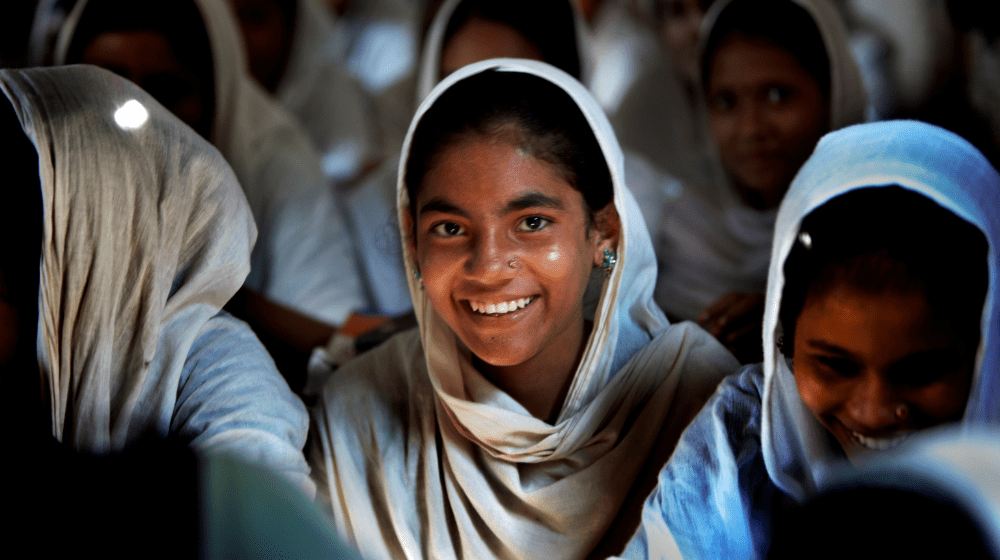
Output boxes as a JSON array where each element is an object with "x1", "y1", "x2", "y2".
[
  {"x1": 815, "y1": 355, "x2": 860, "y2": 378},
  {"x1": 428, "y1": 216, "x2": 551, "y2": 237},
  {"x1": 517, "y1": 216, "x2": 550, "y2": 231},
  {"x1": 431, "y1": 222, "x2": 464, "y2": 237}
]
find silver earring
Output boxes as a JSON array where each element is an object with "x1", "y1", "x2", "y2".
[{"x1": 601, "y1": 248, "x2": 617, "y2": 276}]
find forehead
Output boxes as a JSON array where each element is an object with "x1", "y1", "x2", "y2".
[
  {"x1": 83, "y1": 30, "x2": 183, "y2": 71},
  {"x1": 707, "y1": 32, "x2": 815, "y2": 87},
  {"x1": 415, "y1": 136, "x2": 583, "y2": 213}
]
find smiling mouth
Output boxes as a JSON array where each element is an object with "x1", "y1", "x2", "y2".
[
  {"x1": 851, "y1": 430, "x2": 913, "y2": 451},
  {"x1": 469, "y1": 296, "x2": 534, "y2": 316}
]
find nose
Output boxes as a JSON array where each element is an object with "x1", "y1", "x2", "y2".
[
  {"x1": 736, "y1": 100, "x2": 769, "y2": 141},
  {"x1": 846, "y1": 374, "x2": 903, "y2": 433},
  {"x1": 465, "y1": 228, "x2": 515, "y2": 282}
]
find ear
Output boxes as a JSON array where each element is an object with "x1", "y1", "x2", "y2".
[{"x1": 590, "y1": 203, "x2": 621, "y2": 267}]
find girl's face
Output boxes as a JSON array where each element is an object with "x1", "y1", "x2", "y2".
[
  {"x1": 792, "y1": 283, "x2": 976, "y2": 461},
  {"x1": 659, "y1": 0, "x2": 706, "y2": 83},
  {"x1": 412, "y1": 135, "x2": 615, "y2": 372},
  {"x1": 440, "y1": 16, "x2": 544, "y2": 79},
  {"x1": 706, "y1": 32, "x2": 828, "y2": 210}
]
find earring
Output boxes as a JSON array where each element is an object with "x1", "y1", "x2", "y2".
[
  {"x1": 601, "y1": 248, "x2": 617, "y2": 276},
  {"x1": 412, "y1": 268, "x2": 424, "y2": 288}
]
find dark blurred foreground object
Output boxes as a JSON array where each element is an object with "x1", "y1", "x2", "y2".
[
  {"x1": 4, "y1": 437, "x2": 361, "y2": 560},
  {"x1": 769, "y1": 429, "x2": 1000, "y2": 560}
]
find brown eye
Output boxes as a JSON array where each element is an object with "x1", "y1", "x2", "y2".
[
  {"x1": 517, "y1": 216, "x2": 549, "y2": 232},
  {"x1": 432, "y1": 222, "x2": 464, "y2": 237}
]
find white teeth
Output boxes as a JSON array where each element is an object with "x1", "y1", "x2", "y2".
[
  {"x1": 852, "y1": 431, "x2": 912, "y2": 451},
  {"x1": 469, "y1": 297, "x2": 533, "y2": 315}
]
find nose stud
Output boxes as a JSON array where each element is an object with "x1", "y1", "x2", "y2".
[
  {"x1": 508, "y1": 258, "x2": 518, "y2": 269},
  {"x1": 895, "y1": 404, "x2": 908, "y2": 419}
]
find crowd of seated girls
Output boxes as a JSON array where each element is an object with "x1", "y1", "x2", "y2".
[{"x1": 0, "y1": 0, "x2": 999, "y2": 559}]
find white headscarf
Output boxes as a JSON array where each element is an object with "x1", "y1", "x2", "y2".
[
  {"x1": 760, "y1": 120, "x2": 1000, "y2": 502},
  {"x1": 52, "y1": 0, "x2": 365, "y2": 325},
  {"x1": 0, "y1": 64, "x2": 254, "y2": 451},
  {"x1": 651, "y1": 0, "x2": 868, "y2": 321},
  {"x1": 311, "y1": 58, "x2": 737, "y2": 560},
  {"x1": 275, "y1": 0, "x2": 379, "y2": 181}
]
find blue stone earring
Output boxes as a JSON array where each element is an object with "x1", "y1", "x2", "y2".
[{"x1": 601, "y1": 248, "x2": 617, "y2": 276}]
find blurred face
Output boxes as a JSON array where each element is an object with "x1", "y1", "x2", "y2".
[
  {"x1": 706, "y1": 32, "x2": 829, "y2": 210},
  {"x1": 793, "y1": 283, "x2": 976, "y2": 462},
  {"x1": 659, "y1": 0, "x2": 706, "y2": 83},
  {"x1": 412, "y1": 136, "x2": 615, "y2": 374},
  {"x1": 82, "y1": 30, "x2": 207, "y2": 135},
  {"x1": 440, "y1": 16, "x2": 545, "y2": 78},
  {"x1": 228, "y1": 0, "x2": 291, "y2": 92}
]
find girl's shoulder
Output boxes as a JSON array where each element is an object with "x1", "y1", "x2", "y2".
[{"x1": 313, "y1": 328, "x2": 439, "y2": 454}]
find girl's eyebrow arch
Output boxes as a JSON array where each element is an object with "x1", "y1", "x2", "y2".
[
  {"x1": 505, "y1": 192, "x2": 564, "y2": 213},
  {"x1": 419, "y1": 197, "x2": 468, "y2": 218},
  {"x1": 803, "y1": 339, "x2": 856, "y2": 359}
]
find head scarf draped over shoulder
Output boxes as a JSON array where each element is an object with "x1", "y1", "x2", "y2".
[
  {"x1": 0, "y1": 64, "x2": 255, "y2": 452},
  {"x1": 761, "y1": 120, "x2": 1000, "y2": 501},
  {"x1": 311, "y1": 58, "x2": 737, "y2": 560}
]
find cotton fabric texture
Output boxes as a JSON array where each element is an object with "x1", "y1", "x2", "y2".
[
  {"x1": 53, "y1": 0, "x2": 365, "y2": 325},
  {"x1": 618, "y1": 120, "x2": 1000, "y2": 560},
  {"x1": 310, "y1": 58, "x2": 738, "y2": 560},
  {"x1": 646, "y1": 0, "x2": 867, "y2": 321},
  {"x1": 0, "y1": 64, "x2": 311, "y2": 490}
]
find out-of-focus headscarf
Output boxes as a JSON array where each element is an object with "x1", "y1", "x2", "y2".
[{"x1": 761, "y1": 120, "x2": 1000, "y2": 501}]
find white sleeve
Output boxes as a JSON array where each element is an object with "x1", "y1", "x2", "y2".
[{"x1": 171, "y1": 311, "x2": 315, "y2": 497}]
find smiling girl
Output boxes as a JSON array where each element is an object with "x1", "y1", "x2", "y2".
[
  {"x1": 309, "y1": 59, "x2": 739, "y2": 560},
  {"x1": 618, "y1": 120, "x2": 999, "y2": 560},
  {"x1": 646, "y1": 0, "x2": 867, "y2": 363}
]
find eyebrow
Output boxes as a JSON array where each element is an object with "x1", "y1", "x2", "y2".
[
  {"x1": 802, "y1": 339, "x2": 856, "y2": 358},
  {"x1": 418, "y1": 191, "x2": 566, "y2": 218},
  {"x1": 418, "y1": 197, "x2": 469, "y2": 218},
  {"x1": 504, "y1": 192, "x2": 565, "y2": 213}
]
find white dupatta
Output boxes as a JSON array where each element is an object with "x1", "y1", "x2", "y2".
[{"x1": 311, "y1": 59, "x2": 737, "y2": 560}]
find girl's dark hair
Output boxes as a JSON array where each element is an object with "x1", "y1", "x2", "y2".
[
  {"x1": 778, "y1": 187, "x2": 988, "y2": 356},
  {"x1": 440, "y1": 0, "x2": 581, "y2": 80},
  {"x1": 63, "y1": 0, "x2": 215, "y2": 138},
  {"x1": 405, "y1": 69, "x2": 612, "y2": 220},
  {"x1": 701, "y1": 0, "x2": 830, "y2": 101}
]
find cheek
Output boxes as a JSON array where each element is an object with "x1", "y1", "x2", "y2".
[
  {"x1": 709, "y1": 113, "x2": 739, "y2": 160},
  {"x1": 911, "y1": 377, "x2": 973, "y2": 421},
  {"x1": 793, "y1": 364, "x2": 843, "y2": 416}
]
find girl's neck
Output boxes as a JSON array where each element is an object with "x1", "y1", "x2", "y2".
[{"x1": 474, "y1": 320, "x2": 593, "y2": 424}]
